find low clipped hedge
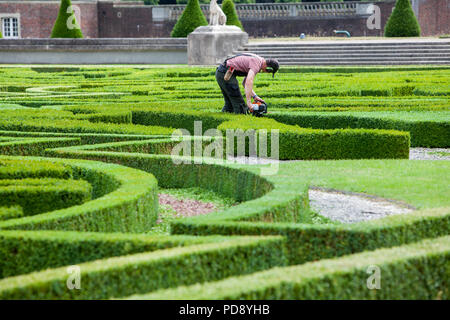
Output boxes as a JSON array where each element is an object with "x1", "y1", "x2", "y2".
[
  {"x1": 0, "y1": 206, "x2": 23, "y2": 221},
  {"x1": 0, "y1": 159, "x2": 72, "y2": 180},
  {"x1": 0, "y1": 137, "x2": 81, "y2": 156},
  {"x1": 133, "y1": 108, "x2": 410, "y2": 159},
  {"x1": 0, "y1": 178, "x2": 92, "y2": 216},
  {"x1": 0, "y1": 137, "x2": 447, "y2": 299},
  {"x1": 2, "y1": 104, "x2": 436, "y2": 159},
  {"x1": 0, "y1": 130, "x2": 168, "y2": 145},
  {"x1": 0, "y1": 118, "x2": 174, "y2": 136},
  {"x1": 268, "y1": 112, "x2": 449, "y2": 148},
  {"x1": 0, "y1": 156, "x2": 158, "y2": 233},
  {"x1": 42, "y1": 145, "x2": 450, "y2": 266},
  {"x1": 0, "y1": 231, "x2": 236, "y2": 278},
  {"x1": 0, "y1": 236, "x2": 286, "y2": 299},
  {"x1": 133, "y1": 236, "x2": 449, "y2": 300},
  {"x1": 171, "y1": 207, "x2": 450, "y2": 265},
  {"x1": 218, "y1": 117, "x2": 410, "y2": 160},
  {"x1": 46, "y1": 147, "x2": 273, "y2": 204},
  {"x1": 48, "y1": 145, "x2": 312, "y2": 225},
  {"x1": 74, "y1": 109, "x2": 132, "y2": 125},
  {"x1": 132, "y1": 108, "x2": 230, "y2": 134}
]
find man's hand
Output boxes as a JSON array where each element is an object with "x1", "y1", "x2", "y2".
[{"x1": 253, "y1": 95, "x2": 265, "y2": 104}]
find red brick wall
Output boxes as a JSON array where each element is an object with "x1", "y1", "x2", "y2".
[
  {"x1": 0, "y1": 1, "x2": 98, "y2": 38},
  {"x1": 417, "y1": 0, "x2": 450, "y2": 36},
  {"x1": 98, "y1": 2, "x2": 157, "y2": 38}
]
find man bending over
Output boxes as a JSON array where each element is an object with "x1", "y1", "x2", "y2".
[{"x1": 216, "y1": 53, "x2": 279, "y2": 114}]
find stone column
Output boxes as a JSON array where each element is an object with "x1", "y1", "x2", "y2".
[{"x1": 187, "y1": 25, "x2": 248, "y2": 65}]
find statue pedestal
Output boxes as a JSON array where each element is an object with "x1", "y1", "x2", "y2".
[{"x1": 187, "y1": 25, "x2": 248, "y2": 66}]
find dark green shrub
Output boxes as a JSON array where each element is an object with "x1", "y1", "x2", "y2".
[
  {"x1": 51, "y1": 0, "x2": 84, "y2": 38},
  {"x1": 0, "y1": 137, "x2": 81, "y2": 156},
  {"x1": 384, "y1": 0, "x2": 421, "y2": 37},
  {"x1": 0, "y1": 178, "x2": 92, "y2": 216},
  {"x1": 0, "y1": 236, "x2": 286, "y2": 299},
  {"x1": 0, "y1": 157, "x2": 158, "y2": 233},
  {"x1": 222, "y1": 0, "x2": 244, "y2": 30},
  {"x1": 0, "y1": 159, "x2": 72, "y2": 180},
  {"x1": 135, "y1": 236, "x2": 450, "y2": 300},
  {"x1": 0, "y1": 117, "x2": 173, "y2": 136},
  {"x1": 0, "y1": 231, "x2": 232, "y2": 278},
  {"x1": 218, "y1": 117, "x2": 410, "y2": 160},
  {"x1": 0, "y1": 206, "x2": 23, "y2": 221},
  {"x1": 268, "y1": 112, "x2": 450, "y2": 148},
  {"x1": 171, "y1": 0, "x2": 208, "y2": 37}
]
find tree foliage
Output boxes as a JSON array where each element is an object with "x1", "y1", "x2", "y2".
[
  {"x1": 222, "y1": 0, "x2": 244, "y2": 30},
  {"x1": 171, "y1": 0, "x2": 208, "y2": 37},
  {"x1": 384, "y1": 0, "x2": 421, "y2": 37},
  {"x1": 51, "y1": 0, "x2": 83, "y2": 38}
]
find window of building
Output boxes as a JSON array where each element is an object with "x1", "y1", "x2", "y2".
[{"x1": 2, "y1": 17, "x2": 19, "y2": 38}]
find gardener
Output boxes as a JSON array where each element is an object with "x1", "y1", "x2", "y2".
[{"x1": 216, "y1": 53, "x2": 279, "y2": 114}]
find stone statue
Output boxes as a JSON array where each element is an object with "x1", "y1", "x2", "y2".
[{"x1": 209, "y1": 0, "x2": 227, "y2": 26}]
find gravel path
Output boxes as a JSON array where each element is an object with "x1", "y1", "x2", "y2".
[
  {"x1": 308, "y1": 187, "x2": 414, "y2": 224},
  {"x1": 409, "y1": 148, "x2": 450, "y2": 160},
  {"x1": 159, "y1": 193, "x2": 217, "y2": 218}
]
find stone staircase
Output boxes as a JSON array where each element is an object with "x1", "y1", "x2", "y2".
[{"x1": 234, "y1": 40, "x2": 450, "y2": 65}]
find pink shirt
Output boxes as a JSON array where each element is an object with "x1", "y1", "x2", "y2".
[{"x1": 226, "y1": 54, "x2": 264, "y2": 75}]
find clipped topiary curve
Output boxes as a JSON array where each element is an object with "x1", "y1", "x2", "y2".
[
  {"x1": 127, "y1": 236, "x2": 450, "y2": 300},
  {"x1": 0, "y1": 65, "x2": 448, "y2": 299},
  {"x1": 222, "y1": 0, "x2": 243, "y2": 30},
  {"x1": 384, "y1": 0, "x2": 421, "y2": 37},
  {"x1": 51, "y1": 0, "x2": 84, "y2": 38},
  {"x1": 0, "y1": 134, "x2": 448, "y2": 299},
  {"x1": 0, "y1": 155, "x2": 159, "y2": 233},
  {"x1": 171, "y1": 0, "x2": 208, "y2": 37},
  {"x1": 42, "y1": 139, "x2": 450, "y2": 264}
]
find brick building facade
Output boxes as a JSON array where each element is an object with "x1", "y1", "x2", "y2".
[
  {"x1": 0, "y1": 0, "x2": 448, "y2": 39},
  {"x1": 0, "y1": 1, "x2": 98, "y2": 38}
]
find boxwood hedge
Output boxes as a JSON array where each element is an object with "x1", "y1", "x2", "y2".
[
  {"x1": 0, "y1": 236, "x2": 286, "y2": 299},
  {"x1": 0, "y1": 156, "x2": 158, "y2": 233},
  {"x1": 0, "y1": 231, "x2": 246, "y2": 278},
  {"x1": 132, "y1": 236, "x2": 449, "y2": 300},
  {"x1": 43, "y1": 144, "x2": 450, "y2": 266},
  {"x1": 0, "y1": 65, "x2": 448, "y2": 299},
  {"x1": 268, "y1": 111, "x2": 449, "y2": 148},
  {"x1": 0, "y1": 178, "x2": 92, "y2": 216}
]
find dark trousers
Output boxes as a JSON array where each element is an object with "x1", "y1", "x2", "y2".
[{"x1": 215, "y1": 67, "x2": 248, "y2": 114}]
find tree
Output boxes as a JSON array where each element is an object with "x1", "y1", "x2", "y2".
[
  {"x1": 384, "y1": 0, "x2": 420, "y2": 37},
  {"x1": 0, "y1": 31, "x2": 2, "y2": 38},
  {"x1": 51, "y1": 0, "x2": 83, "y2": 38},
  {"x1": 222, "y1": 0, "x2": 243, "y2": 30},
  {"x1": 171, "y1": 0, "x2": 208, "y2": 37}
]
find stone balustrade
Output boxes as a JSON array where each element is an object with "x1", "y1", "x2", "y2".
[{"x1": 148, "y1": 1, "x2": 365, "y2": 21}]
